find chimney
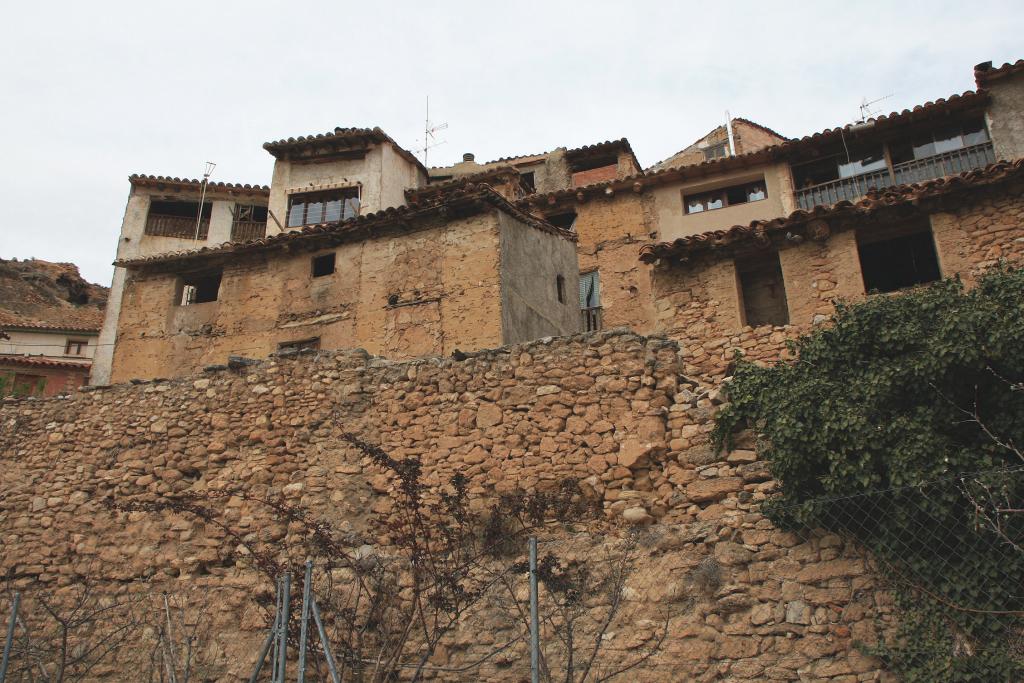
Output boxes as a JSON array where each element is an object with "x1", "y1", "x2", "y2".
[{"x1": 462, "y1": 153, "x2": 475, "y2": 163}]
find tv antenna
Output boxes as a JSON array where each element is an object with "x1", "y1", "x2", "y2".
[
  {"x1": 858, "y1": 93, "x2": 894, "y2": 123},
  {"x1": 417, "y1": 96, "x2": 448, "y2": 167},
  {"x1": 193, "y1": 161, "x2": 216, "y2": 243}
]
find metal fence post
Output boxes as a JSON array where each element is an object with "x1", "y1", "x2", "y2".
[
  {"x1": 1, "y1": 591, "x2": 20, "y2": 683},
  {"x1": 297, "y1": 561, "x2": 313, "y2": 683},
  {"x1": 275, "y1": 573, "x2": 291, "y2": 683},
  {"x1": 529, "y1": 537, "x2": 540, "y2": 683}
]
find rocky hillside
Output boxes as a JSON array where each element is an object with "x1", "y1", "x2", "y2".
[{"x1": 0, "y1": 258, "x2": 108, "y2": 330}]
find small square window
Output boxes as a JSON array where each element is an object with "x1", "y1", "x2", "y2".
[
  {"x1": 736, "y1": 253, "x2": 789, "y2": 327},
  {"x1": 65, "y1": 339, "x2": 88, "y2": 356},
  {"x1": 312, "y1": 253, "x2": 336, "y2": 278},
  {"x1": 178, "y1": 269, "x2": 222, "y2": 305}
]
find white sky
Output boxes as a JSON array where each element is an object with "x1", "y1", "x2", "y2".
[{"x1": 0, "y1": 0, "x2": 1021, "y2": 286}]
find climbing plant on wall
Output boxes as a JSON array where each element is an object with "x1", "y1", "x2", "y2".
[{"x1": 714, "y1": 265, "x2": 1024, "y2": 682}]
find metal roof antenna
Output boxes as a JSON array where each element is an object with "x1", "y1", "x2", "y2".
[
  {"x1": 725, "y1": 111, "x2": 737, "y2": 157},
  {"x1": 193, "y1": 161, "x2": 216, "y2": 244},
  {"x1": 858, "y1": 93, "x2": 894, "y2": 124},
  {"x1": 416, "y1": 96, "x2": 448, "y2": 167}
]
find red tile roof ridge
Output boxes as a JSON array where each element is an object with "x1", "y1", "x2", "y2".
[
  {"x1": 115, "y1": 186, "x2": 575, "y2": 268},
  {"x1": 129, "y1": 174, "x2": 270, "y2": 193},
  {"x1": 974, "y1": 58, "x2": 1024, "y2": 87},
  {"x1": 0, "y1": 355, "x2": 93, "y2": 369},
  {"x1": 431, "y1": 138, "x2": 636, "y2": 171},
  {"x1": 262, "y1": 126, "x2": 427, "y2": 174},
  {"x1": 638, "y1": 158, "x2": 1024, "y2": 263}
]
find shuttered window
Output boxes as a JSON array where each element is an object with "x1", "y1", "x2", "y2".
[{"x1": 579, "y1": 271, "x2": 601, "y2": 309}]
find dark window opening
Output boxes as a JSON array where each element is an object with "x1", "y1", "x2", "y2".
[
  {"x1": 231, "y1": 204, "x2": 269, "y2": 241},
  {"x1": 889, "y1": 118, "x2": 990, "y2": 164},
  {"x1": 278, "y1": 337, "x2": 320, "y2": 353},
  {"x1": 556, "y1": 275, "x2": 566, "y2": 303},
  {"x1": 287, "y1": 188, "x2": 360, "y2": 228},
  {"x1": 684, "y1": 179, "x2": 767, "y2": 214},
  {"x1": 65, "y1": 339, "x2": 87, "y2": 356},
  {"x1": 145, "y1": 200, "x2": 212, "y2": 239},
  {"x1": 179, "y1": 269, "x2": 223, "y2": 305},
  {"x1": 311, "y1": 252, "x2": 336, "y2": 278},
  {"x1": 703, "y1": 142, "x2": 729, "y2": 161},
  {"x1": 858, "y1": 229, "x2": 941, "y2": 293},
  {"x1": 520, "y1": 172, "x2": 536, "y2": 193},
  {"x1": 547, "y1": 212, "x2": 577, "y2": 230},
  {"x1": 737, "y1": 253, "x2": 789, "y2": 327}
]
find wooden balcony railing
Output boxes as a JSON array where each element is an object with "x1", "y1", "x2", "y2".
[
  {"x1": 230, "y1": 221, "x2": 267, "y2": 242},
  {"x1": 796, "y1": 169, "x2": 894, "y2": 210},
  {"x1": 892, "y1": 142, "x2": 995, "y2": 185},
  {"x1": 796, "y1": 141, "x2": 995, "y2": 211},
  {"x1": 145, "y1": 214, "x2": 209, "y2": 240},
  {"x1": 581, "y1": 306, "x2": 603, "y2": 332}
]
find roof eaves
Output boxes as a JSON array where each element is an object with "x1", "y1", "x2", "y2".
[
  {"x1": 129, "y1": 174, "x2": 270, "y2": 194},
  {"x1": 974, "y1": 59, "x2": 1024, "y2": 88}
]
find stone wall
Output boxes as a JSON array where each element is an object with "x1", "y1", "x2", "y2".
[
  {"x1": 652, "y1": 183, "x2": 1024, "y2": 382},
  {"x1": 1, "y1": 330, "x2": 892, "y2": 681}
]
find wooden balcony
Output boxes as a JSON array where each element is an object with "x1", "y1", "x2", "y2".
[
  {"x1": 581, "y1": 306, "x2": 603, "y2": 332},
  {"x1": 795, "y1": 141, "x2": 995, "y2": 211},
  {"x1": 892, "y1": 142, "x2": 995, "y2": 185},
  {"x1": 230, "y1": 220, "x2": 267, "y2": 242},
  {"x1": 145, "y1": 214, "x2": 209, "y2": 240}
]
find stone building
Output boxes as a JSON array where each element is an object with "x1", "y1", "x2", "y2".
[{"x1": 95, "y1": 58, "x2": 1024, "y2": 385}]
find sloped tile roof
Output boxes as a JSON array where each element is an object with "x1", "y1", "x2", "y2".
[
  {"x1": 129, "y1": 174, "x2": 269, "y2": 194},
  {"x1": 262, "y1": 126, "x2": 427, "y2": 174},
  {"x1": 116, "y1": 186, "x2": 575, "y2": 269},
  {"x1": 638, "y1": 158, "x2": 1024, "y2": 263},
  {"x1": 0, "y1": 307, "x2": 104, "y2": 333},
  {"x1": 0, "y1": 354, "x2": 92, "y2": 370},
  {"x1": 975, "y1": 59, "x2": 1024, "y2": 88}
]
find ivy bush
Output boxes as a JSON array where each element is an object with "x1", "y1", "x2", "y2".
[{"x1": 714, "y1": 266, "x2": 1024, "y2": 682}]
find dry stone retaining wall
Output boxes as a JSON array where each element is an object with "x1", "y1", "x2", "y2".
[{"x1": 1, "y1": 330, "x2": 892, "y2": 681}]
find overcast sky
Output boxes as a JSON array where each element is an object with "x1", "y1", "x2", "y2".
[{"x1": 1, "y1": 1, "x2": 1021, "y2": 286}]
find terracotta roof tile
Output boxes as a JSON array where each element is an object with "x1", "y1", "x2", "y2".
[
  {"x1": 116, "y1": 186, "x2": 575, "y2": 269},
  {"x1": 0, "y1": 307, "x2": 104, "y2": 333},
  {"x1": 974, "y1": 59, "x2": 1024, "y2": 88},
  {"x1": 406, "y1": 166, "x2": 524, "y2": 202},
  {"x1": 638, "y1": 158, "x2": 1024, "y2": 263},
  {"x1": 262, "y1": 126, "x2": 427, "y2": 174},
  {"x1": 0, "y1": 355, "x2": 92, "y2": 370},
  {"x1": 129, "y1": 174, "x2": 269, "y2": 194}
]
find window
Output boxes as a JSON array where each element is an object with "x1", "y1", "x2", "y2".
[
  {"x1": 231, "y1": 204, "x2": 269, "y2": 241},
  {"x1": 287, "y1": 188, "x2": 360, "y2": 227},
  {"x1": 547, "y1": 212, "x2": 577, "y2": 231},
  {"x1": 684, "y1": 180, "x2": 767, "y2": 214},
  {"x1": 65, "y1": 339, "x2": 88, "y2": 356},
  {"x1": 556, "y1": 275, "x2": 566, "y2": 303},
  {"x1": 520, "y1": 172, "x2": 536, "y2": 193},
  {"x1": 703, "y1": 142, "x2": 729, "y2": 161},
  {"x1": 178, "y1": 269, "x2": 223, "y2": 305},
  {"x1": 233, "y1": 204, "x2": 268, "y2": 223},
  {"x1": 736, "y1": 253, "x2": 789, "y2": 327},
  {"x1": 793, "y1": 145, "x2": 886, "y2": 188},
  {"x1": 311, "y1": 253, "x2": 336, "y2": 278},
  {"x1": 278, "y1": 338, "x2": 320, "y2": 353},
  {"x1": 890, "y1": 119, "x2": 990, "y2": 164},
  {"x1": 145, "y1": 200, "x2": 212, "y2": 239},
  {"x1": 579, "y1": 271, "x2": 602, "y2": 332},
  {"x1": 858, "y1": 227, "x2": 941, "y2": 293}
]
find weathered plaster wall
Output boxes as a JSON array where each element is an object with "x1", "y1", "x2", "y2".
[
  {"x1": 0, "y1": 330, "x2": 98, "y2": 360},
  {"x1": 1, "y1": 330, "x2": 892, "y2": 682},
  {"x1": 652, "y1": 184, "x2": 1024, "y2": 381},
  {"x1": 497, "y1": 213, "x2": 580, "y2": 343},
  {"x1": 266, "y1": 143, "x2": 425, "y2": 235},
  {"x1": 652, "y1": 163, "x2": 790, "y2": 242},
  {"x1": 110, "y1": 214, "x2": 507, "y2": 382},
  {"x1": 986, "y1": 72, "x2": 1024, "y2": 162},
  {"x1": 93, "y1": 186, "x2": 268, "y2": 385}
]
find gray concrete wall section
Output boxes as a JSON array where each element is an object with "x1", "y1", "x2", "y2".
[
  {"x1": 498, "y1": 213, "x2": 580, "y2": 345},
  {"x1": 987, "y1": 73, "x2": 1024, "y2": 162}
]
